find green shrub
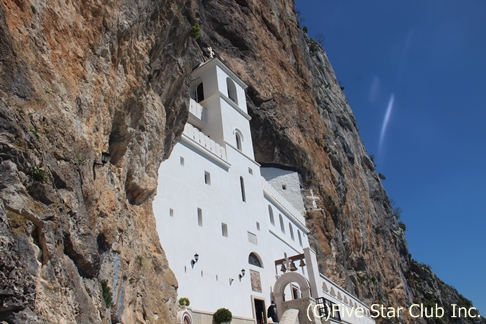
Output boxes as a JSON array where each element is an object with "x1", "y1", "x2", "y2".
[
  {"x1": 137, "y1": 255, "x2": 144, "y2": 267},
  {"x1": 27, "y1": 166, "x2": 48, "y2": 182},
  {"x1": 308, "y1": 39, "x2": 318, "y2": 53},
  {"x1": 213, "y1": 308, "x2": 232, "y2": 323},
  {"x1": 30, "y1": 128, "x2": 40, "y2": 141},
  {"x1": 100, "y1": 280, "x2": 112, "y2": 308},
  {"x1": 191, "y1": 23, "x2": 201, "y2": 40},
  {"x1": 178, "y1": 297, "x2": 190, "y2": 307},
  {"x1": 302, "y1": 26, "x2": 308, "y2": 33},
  {"x1": 30, "y1": 5, "x2": 37, "y2": 14},
  {"x1": 76, "y1": 155, "x2": 87, "y2": 166},
  {"x1": 398, "y1": 221, "x2": 406, "y2": 231},
  {"x1": 423, "y1": 299, "x2": 436, "y2": 308}
]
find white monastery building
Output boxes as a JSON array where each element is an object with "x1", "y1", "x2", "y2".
[{"x1": 153, "y1": 59, "x2": 376, "y2": 324}]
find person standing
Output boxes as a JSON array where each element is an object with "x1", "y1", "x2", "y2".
[{"x1": 267, "y1": 301, "x2": 278, "y2": 323}]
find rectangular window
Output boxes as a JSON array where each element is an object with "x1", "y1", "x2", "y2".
[
  {"x1": 256, "y1": 222, "x2": 260, "y2": 231},
  {"x1": 196, "y1": 82, "x2": 204, "y2": 103},
  {"x1": 180, "y1": 156, "x2": 184, "y2": 166},
  {"x1": 240, "y1": 176, "x2": 246, "y2": 202},
  {"x1": 169, "y1": 208, "x2": 174, "y2": 217},
  {"x1": 248, "y1": 167, "x2": 253, "y2": 175},
  {"x1": 222, "y1": 223, "x2": 228, "y2": 237},
  {"x1": 204, "y1": 171, "x2": 211, "y2": 185},
  {"x1": 197, "y1": 208, "x2": 203, "y2": 227}
]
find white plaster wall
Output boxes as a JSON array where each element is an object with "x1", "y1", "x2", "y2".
[
  {"x1": 265, "y1": 198, "x2": 308, "y2": 253},
  {"x1": 221, "y1": 100, "x2": 254, "y2": 159},
  {"x1": 201, "y1": 98, "x2": 224, "y2": 144},
  {"x1": 215, "y1": 65, "x2": 248, "y2": 113},
  {"x1": 192, "y1": 62, "x2": 219, "y2": 100},
  {"x1": 261, "y1": 167, "x2": 305, "y2": 213},
  {"x1": 155, "y1": 140, "x2": 275, "y2": 318},
  {"x1": 154, "y1": 146, "x2": 312, "y2": 320}
]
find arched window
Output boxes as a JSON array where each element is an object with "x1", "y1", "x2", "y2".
[
  {"x1": 248, "y1": 252, "x2": 263, "y2": 268},
  {"x1": 298, "y1": 230, "x2": 302, "y2": 246},
  {"x1": 226, "y1": 78, "x2": 237, "y2": 104},
  {"x1": 279, "y1": 214, "x2": 285, "y2": 233},
  {"x1": 289, "y1": 223, "x2": 294, "y2": 241},
  {"x1": 240, "y1": 176, "x2": 246, "y2": 202},
  {"x1": 268, "y1": 205, "x2": 275, "y2": 225},
  {"x1": 235, "y1": 132, "x2": 242, "y2": 150}
]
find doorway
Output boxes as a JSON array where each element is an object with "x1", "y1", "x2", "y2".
[{"x1": 253, "y1": 298, "x2": 266, "y2": 324}]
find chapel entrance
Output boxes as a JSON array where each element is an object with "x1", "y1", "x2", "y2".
[{"x1": 253, "y1": 298, "x2": 266, "y2": 324}]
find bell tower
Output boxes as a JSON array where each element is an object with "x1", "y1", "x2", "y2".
[{"x1": 189, "y1": 59, "x2": 255, "y2": 160}]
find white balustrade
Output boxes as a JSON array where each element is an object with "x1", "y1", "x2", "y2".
[
  {"x1": 183, "y1": 124, "x2": 227, "y2": 161},
  {"x1": 189, "y1": 98, "x2": 205, "y2": 121}
]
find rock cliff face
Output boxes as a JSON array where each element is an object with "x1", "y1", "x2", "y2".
[
  {"x1": 0, "y1": 0, "x2": 198, "y2": 321},
  {"x1": 0, "y1": 0, "x2": 481, "y2": 323}
]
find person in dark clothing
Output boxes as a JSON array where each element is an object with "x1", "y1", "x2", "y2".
[{"x1": 267, "y1": 301, "x2": 278, "y2": 323}]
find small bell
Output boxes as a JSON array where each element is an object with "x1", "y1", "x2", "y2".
[{"x1": 290, "y1": 261, "x2": 298, "y2": 271}]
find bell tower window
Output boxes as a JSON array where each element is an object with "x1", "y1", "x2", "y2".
[
  {"x1": 190, "y1": 78, "x2": 204, "y2": 103},
  {"x1": 196, "y1": 82, "x2": 204, "y2": 103},
  {"x1": 226, "y1": 77, "x2": 237, "y2": 104},
  {"x1": 236, "y1": 133, "x2": 242, "y2": 151}
]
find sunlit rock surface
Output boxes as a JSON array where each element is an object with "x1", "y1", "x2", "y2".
[{"x1": 0, "y1": 0, "x2": 480, "y2": 322}]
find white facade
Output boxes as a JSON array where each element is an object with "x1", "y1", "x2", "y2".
[{"x1": 154, "y1": 59, "x2": 375, "y2": 324}]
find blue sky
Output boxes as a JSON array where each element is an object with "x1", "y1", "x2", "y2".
[{"x1": 295, "y1": 0, "x2": 486, "y2": 314}]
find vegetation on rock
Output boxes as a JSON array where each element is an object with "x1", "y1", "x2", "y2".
[
  {"x1": 100, "y1": 280, "x2": 112, "y2": 308},
  {"x1": 191, "y1": 23, "x2": 201, "y2": 40},
  {"x1": 27, "y1": 166, "x2": 49, "y2": 183}
]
